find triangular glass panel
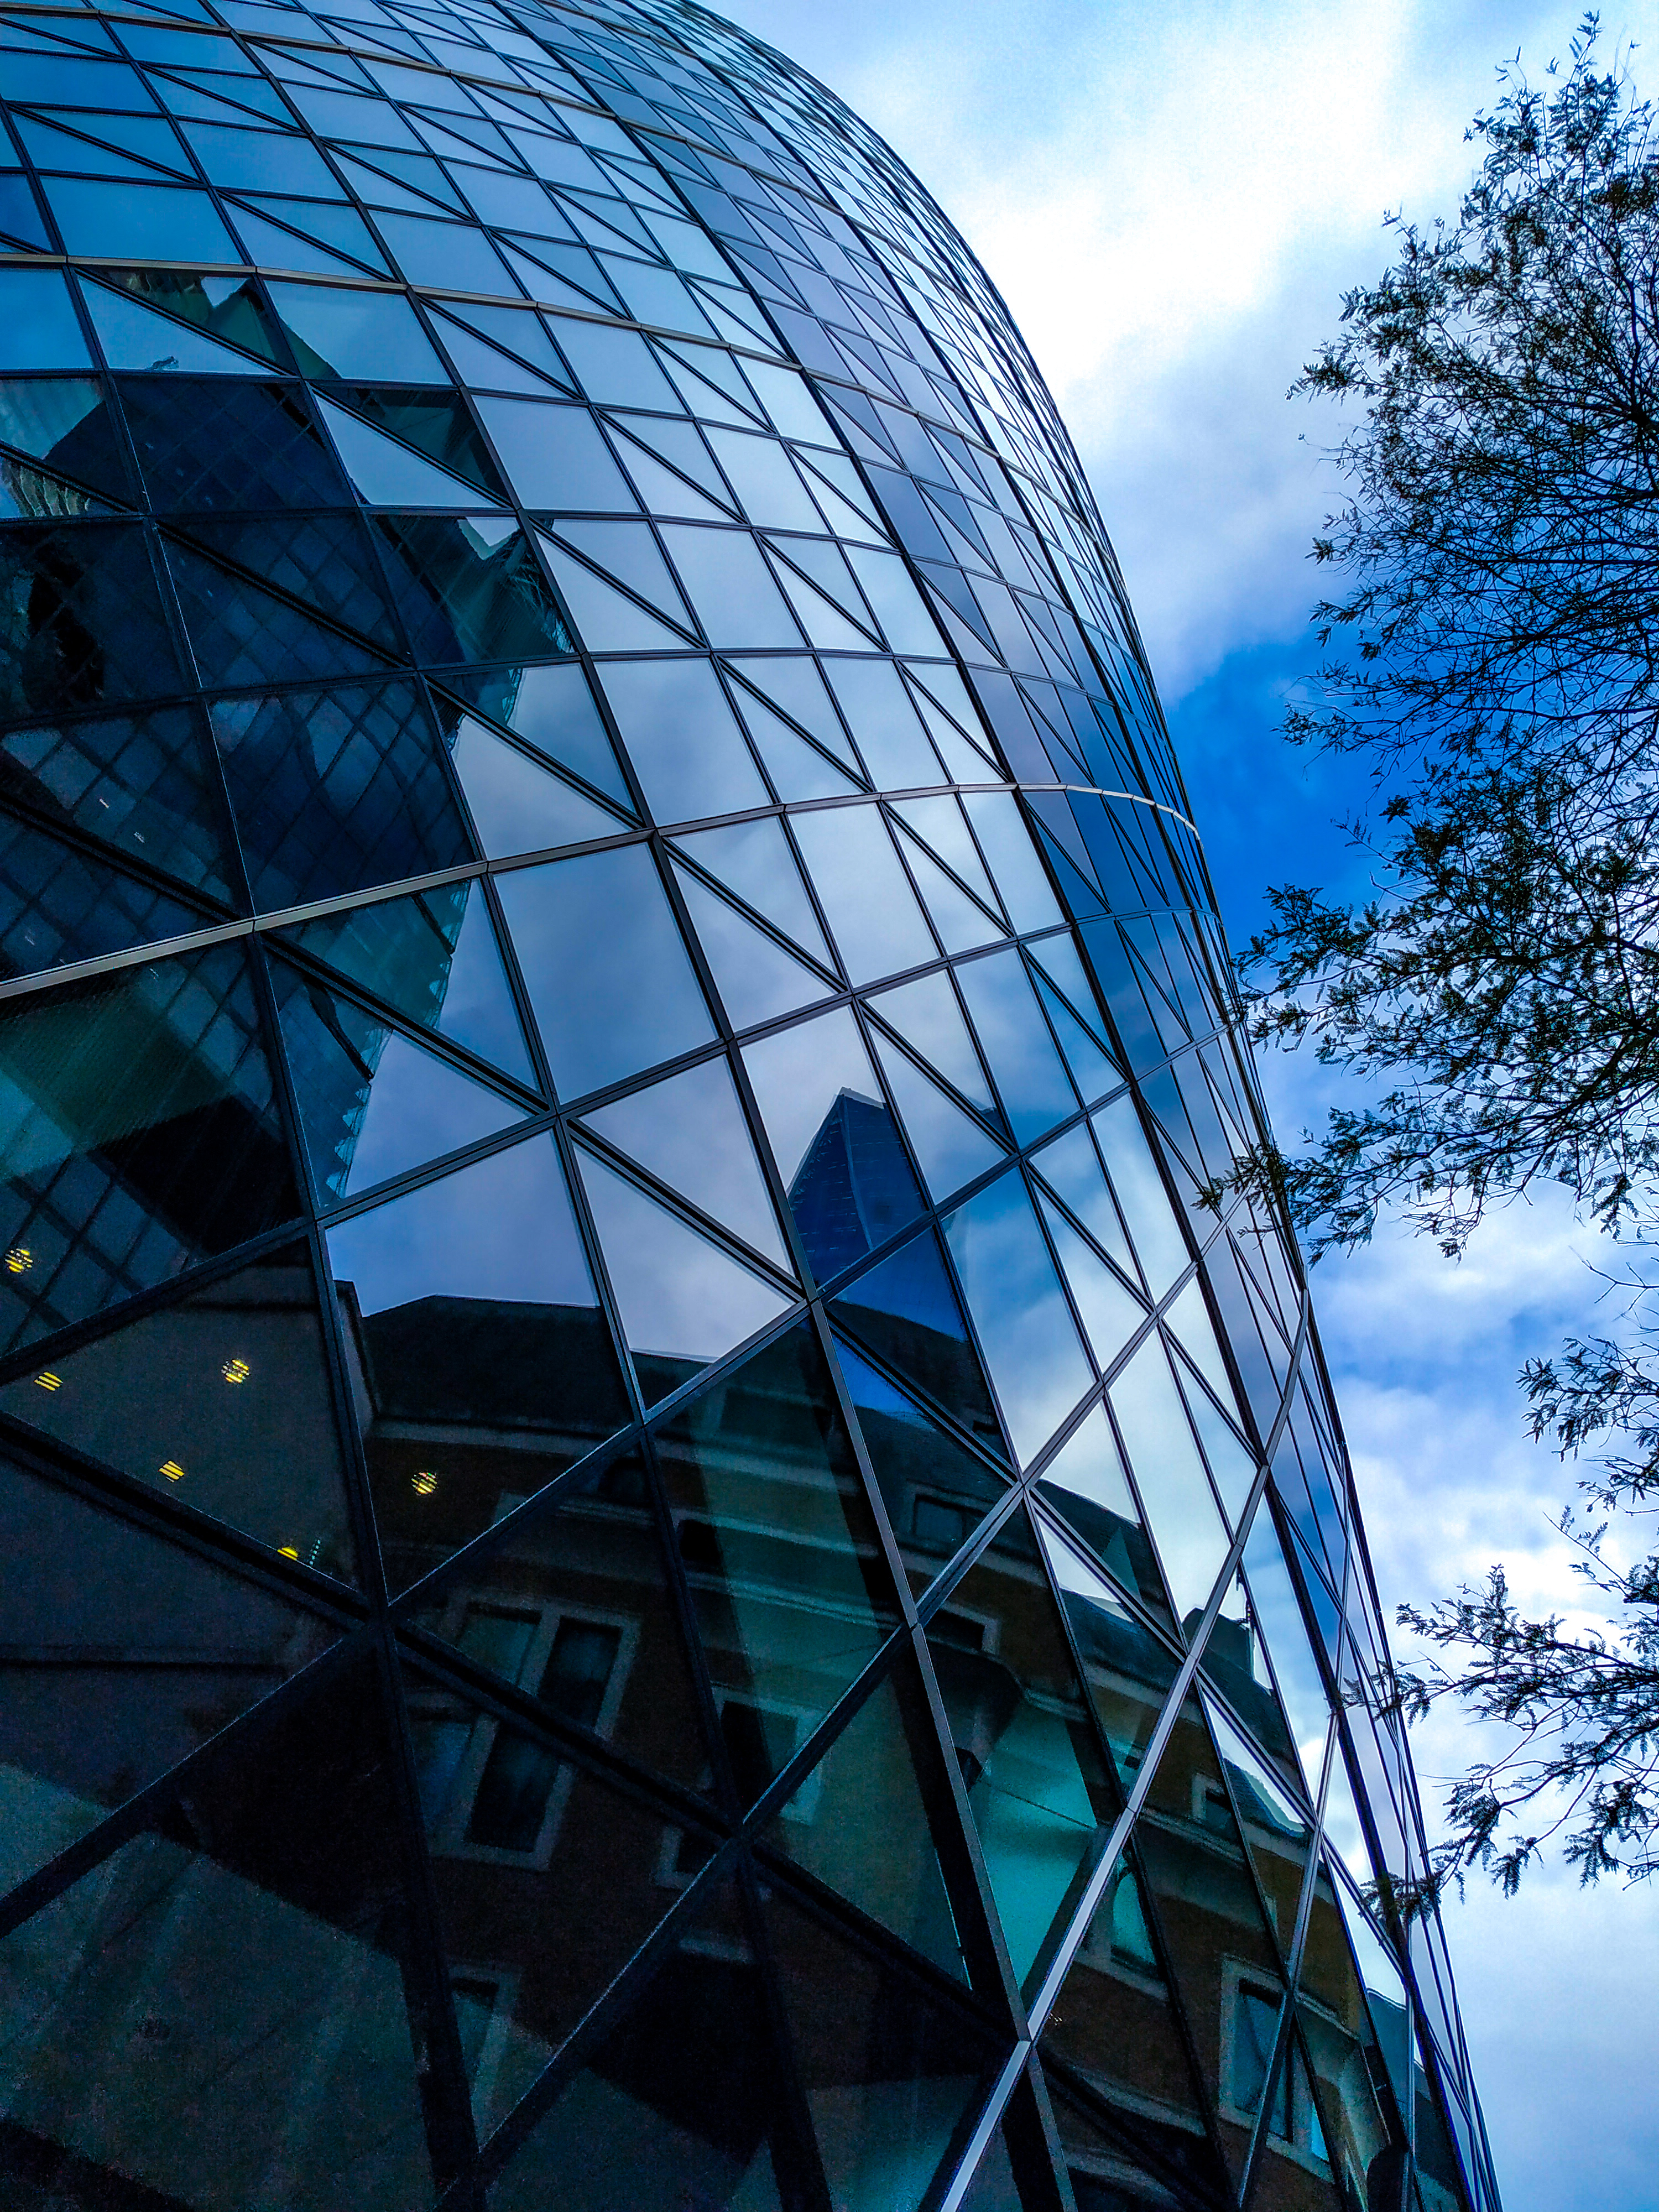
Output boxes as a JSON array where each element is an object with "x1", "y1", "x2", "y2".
[
  {"x1": 174, "y1": 510, "x2": 401, "y2": 654},
  {"x1": 742, "y1": 1006, "x2": 923, "y2": 1280},
  {"x1": 0, "y1": 1242, "x2": 355, "y2": 1574},
  {"x1": 834, "y1": 1335, "x2": 1008, "y2": 1593},
  {"x1": 769, "y1": 546, "x2": 879, "y2": 650},
  {"x1": 603, "y1": 411, "x2": 732, "y2": 510},
  {"x1": 1183, "y1": 1375, "x2": 1258, "y2": 1529},
  {"x1": 278, "y1": 880, "x2": 536, "y2": 1090},
  {"x1": 1037, "y1": 1192, "x2": 1145, "y2": 1376},
  {"x1": 81, "y1": 275, "x2": 269, "y2": 375},
  {"x1": 452, "y1": 712, "x2": 626, "y2": 859},
  {"x1": 653, "y1": 1323, "x2": 900, "y2": 1801},
  {"x1": 270, "y1": 958, "x2": 528, "y2": 1204},
  {"x1": 118, "y1": 376, "x2": 352, "y2": 515},
  {"x1": 576, "y1": 1149, "x2": 794, "y2": 1406},
  {"x1": 956, "y1": 951, "x2": 1077, "y2": 1147},
  {"x1": 580, "y1": 1055, "x2": 789, "y2": 1269},
  {"x1": 898, "y1": 830, "x2": 1004, "y2": 953},
  {"x1": 759, "y1": 1885, "x2": 1005, "y2": 2212},
  {"x1": 871, "y1": 1031, "x2": 1006, "y2": 1204},
  {"x1": 0, "y1": 1652, "x2": 435, "y2": 2211},
  {"x1": 1037, "y1": 1508, "x2": 1182, "y2": 1799},
  {"x1": 1239, "y1": 1511, "x2": 1333, "y2": 1788},
  {"x1": 1034, "y1": 971, "x2": 1118, "y2": 1109},
  {"x1": 315, "y1": 390, "x2": 479, "y2": 507},
  {"x1": 550, "y1": 520, "x2": 695, "y2": 631},
  {"x1": 0, "y1": 815, "x2": 207, "y2": 984},
  {"x1": 466, "y1": 661, "x2": 634, "y2": 810},
  {"x1": 1034, "y1": 1419, "x2": 1176, "y2": 1648},
  {"x1": 829, "y1": 1228, "x2": 1003, "y2": 1453},
  {"x1": 486, "y1": 1868, "x2": 792, "y2": 2212},
  {"x1": 0, "y1": 1446, "x2": 338, "y2": 1901},
  {"x1": 0, "y1": 172, "x2": 49, "y2": 252},
  {"x1": 326, "y1": 1133, "x2": 630, "y2": 1588},
  {"x1": 376, "y1": 514, "x2": 575, "y2": 669},
  {"x1": 721, "y1": 653, "x2": 861, "y2": 774},
  {"x1": 730, "y1": 684, "x2": 861, "y2": 800},
  {"x1": 328, "y1": 385, "x2": 507, "y2": 497},
  {"x1": 537, "y1": 535, "x2": 691, "y2": 650},
  {"x1": 1108, "y1": 1334, "x2": 1231, "y2": 1624},
  {"x1": 400, "y1": 1444, "x2": 709, "y2": 1794},
  {"x1": 434, "y1": 312, "x2": 564, "y2": 397},
  {"x1": 674, "y1": 867, "x2": 833, "y2": 1030},
  {"x1": 758, "y1": 1659, "x2": 967, "y2": 1982},
  {"x1": 597, "y1": 656, "x2": 768, "y2": 826},
  {"x1": 494, "y1": 845, "x2": 715, "y2": 1103},
  {"x1": 1130, "y1": 1691, "x2": 1286, "y2": 2194},
  {"x1": 1195, "y1": 1573, "x2": 1301, "y2": 1782},
  {"x1": 166, "y1": 536, "x2": 389, "y2": 688},
  {"x1": 610, "y1": 426, "x2": 732, "y2": 519},
  {"x1": 945, "y1": 1169, "x2": 1094, "y2": 1469},
  {"x1": 0, "y1": 377, "x2": 133, "y2": 507},
  {"x1": 672, "y1": 817, "x2": 832, "y2": 967},
  {"x1": 1202, "y1": 1693, "x2": 1312, "y2": 1974},
  {"x1": 95, "y1": 268, "x2": 282, "y2": 367},
  {"x1": 0, "y1": 449, "x2": 122, "y2": 521},
  {"x1": 1, "y1": 702, "x2": 240, "y2": 901},
  {"x1": 1041, "y1": 2060, "x2": 1232, "y2": 2212},
  {"x1": 1042, "y1": 1845, "x2": 1216, "y2": 2164},
  {"x1": 925, "y1": 1505, "x2": 1121, "y2": 1991},
  {"x1": 1089, "y1": 1094, "x2": 1191, "y2": 1297},
  {"x1": 229, "y1": 196, "x2": 390, "y2": 277},
  {"x1": 433, "y1": 301, "x2": 573, "y2": 393},
  {"x1": 868, "y1": 969, "x2": 996, "y2": 1117},
  {"x1": 401, "y1": 1645, "x2": 703, "y2": 2138},
  {"x1": 890, "y1": 796, "x2": 1002, "y2": 908},
  {"x1": 0, "y1": 943, "x2": 301, "y2": 1354}
]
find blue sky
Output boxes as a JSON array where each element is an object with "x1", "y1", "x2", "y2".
[{"x1": 713, "y1": 6, "x2": 1659, "y2": 2206}]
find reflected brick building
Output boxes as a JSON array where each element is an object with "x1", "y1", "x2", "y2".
[{"x1": 0, "y1": 3, "x2": 1495, "y2": 2208}]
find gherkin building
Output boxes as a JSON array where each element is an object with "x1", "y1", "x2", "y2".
[{"x1": 0, "y1": 3, "x2": 1499, "y2": 2209}]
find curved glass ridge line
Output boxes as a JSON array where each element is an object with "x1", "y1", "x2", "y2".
[{"x1": 0, "y1": 6, "x2": 1496, "y2": 2212}]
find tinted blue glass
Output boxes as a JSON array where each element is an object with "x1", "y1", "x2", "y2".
[
  {"x1": 495, "y1": 841, "x2": 714, "y2": 1098},
  {"x1": 0, "y1": 272, "x2": 94, "y2": 371},
  {"x1": 43, "y1": 178, "x2": 239, "y2": 261}
]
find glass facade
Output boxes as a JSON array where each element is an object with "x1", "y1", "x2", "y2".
[{"x1": 0, "y1": 2, "x2": 1499, "y2": 2208}]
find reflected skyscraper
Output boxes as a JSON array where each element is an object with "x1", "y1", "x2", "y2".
[{"x1": 0, "y1": 4, "x2": 1497, "y2": 2208}]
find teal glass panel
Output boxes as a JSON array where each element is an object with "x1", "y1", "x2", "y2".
[
  {"x1": 653, "y1": 1323, "x2": 899, "y2": 1803},
  {"x1": 484, "y1": 660, "x2": 633, "y2": 806},
  {"x1": 924, "y1": 1505, "x2": 1119, "y2": 1991},
  {"x1": 0, "y1": 816, "x2": 205, "y2": 981},
  {"x1": 760, "y1": 1885, "x2": 1005, "y2": 2212}
]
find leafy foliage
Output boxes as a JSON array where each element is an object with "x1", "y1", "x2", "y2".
[{"x1": 1249, "y1": 18, "x2": 1659, "y2": 1885}]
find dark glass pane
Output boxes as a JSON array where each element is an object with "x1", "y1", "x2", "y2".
[
  {"x1": 0, "y1": 377, "x2": 134, "y2": 507},
  {"x1": 653, "y1": 1324, "x2": 899, "y2": 1805},
  {"x1": 0, "y1": 1655, "x2": 434, "y2": 2210},
  {"x1": 1041, "y1": 1847, "x2": 1214, "y2": 2177},
  {"x1": 1042, "y1": 2064, "x2": 1230, "y2": 2212},
  {"x1": 402, "y1": 1447, "x2": 709, "y2": 1794},
  {"x1": 1036, "y1": 1502, "x2": 1180, "y2": 1780},
  {"x1": 1035, "y1": 1408, "x2": 1173, "y2": 1636},
  {"x1": 0, "y1": 1448, "x2": 336, "y2": 1897},
  {"x1": 0, "y1": 816, "x2": 205, "y2": 981},
  {"x1": 1130, "y1": 1693, "x2": 1285, "y2": 2192},
  {"x1": 0, "y1": 944, "x2": 300, "y2": 1353},
  {"x1": 0, "y1": 703, "x2": 236, "y2": 902},
  {"x1": 373, "y1": 513, "x2": 573, "y2": 666},
  {"x1": 828, "y1": 1228, "x2": 1001, "y2": 1451},
  {"x1": 0, "y1": 523, "x2": 179, "y2": 722},
  {"x1": 495, "y1": 843, "x2": 713, "y2": 1101},
  {"x1": 319, "y1": 391, "x2": 479, "y2": 507},
  {"x1": 210, "y1": 680, "x2": 474, "y2": 912},
  {"x1": 327, "y1": 1134, "x2": 630, "y2": 1588},
  {"x1": 176, "y1": 512, "x2": 401, "y2": 653},
  {"x1": 87, "y1": 269, "x2": 282, "y2": 369},
  {"x1": 403, "y1": 1653, "x2": 695, "y2": 2136},
  {"x1": 1293, "y1": 1872, "x2": 1402, "y2": 2200},
  {"x1": 324, "y1": 384, "x2": 508, "y2": 497},
  {"x1": 759, "y1": 1659, "x2": 966, "y2": 1983},
  {"x1": 0, "y1": 1244, "x2": 354, "y2": 1575},
  {"x1": 924, "y1": 1506, "x2": 1119, "y2": 1992},
  {"x1": 273, "y1": 956, "x2": 525, "y2": 1203},
  {"x1": 488, "y1": 1870, "x2": 791, "y2": 2212},
  {"x1": 834, "y1": 1335, "x2": 1006, "y2": 1593},
  {"x1": 165, "y1": 537, "x2": 389, "y2": 689},
  {"x1": 760, "y1": 1885, "x2": 1005, "y2": 2212},
  {"x1": 117, "y1": 377, "x2": 352, "y2": 513},
  {"x1": 278, "y1": 880, "x2": 536, "y2": 1088}
]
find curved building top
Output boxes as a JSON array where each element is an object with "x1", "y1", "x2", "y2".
[{"x1": 0, "y1": 4, "x2": 1496, "y2": 2211}]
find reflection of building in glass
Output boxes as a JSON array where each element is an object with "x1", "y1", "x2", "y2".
[{"x1": 0, "y1": 4, "x2": 1496, "y2": 2208}]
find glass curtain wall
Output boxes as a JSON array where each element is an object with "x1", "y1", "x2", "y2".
[{"x1": 0, "y1": 2, "x2": 1498, "y2": 2209}]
